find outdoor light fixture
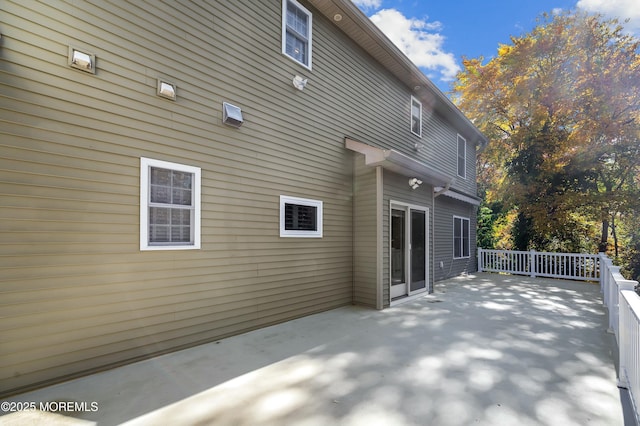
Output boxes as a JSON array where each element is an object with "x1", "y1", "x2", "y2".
[
  {"x1": 222, "y1": 102, "x2": 243, "y2": 127},
  {"x1": 157, "y1": 79, "x2": 176, "y2": 100},
  {"x1": 68, "y1": 46, "x2": 95, "y2": 73},
  {"x1": 409, "y1": 177, "x2": 422, "y2": 190},
  {"x1": 292, "y1": 75, "x2": 308, "y2": 91}
]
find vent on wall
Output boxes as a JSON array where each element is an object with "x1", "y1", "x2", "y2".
[
  {"x1": 68, "y1": 46, "x2": 95, "y2": 73},
  {"x1": 157, "y1": 79, "x2": 176, "y2": 100},
  {"x1": 222, "y1": 102, "x2": 243, "y2": 127}
]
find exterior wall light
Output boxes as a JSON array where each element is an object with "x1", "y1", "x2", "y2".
[
  {"x1": 222, "y1": 102, "x2": 243, "y2": 127},
  {"x1": 409, "y1": 177, "x2": 422, "y2": 190},
  {"x1": 157, "y1": 79, "x2": 176, "y2": 100},
  {"x1": 292, "y1": 75, "x2": 308, "y2": 90},
  {"x1": 68, "y1": 46, "x2": 95, "y2": 73}
]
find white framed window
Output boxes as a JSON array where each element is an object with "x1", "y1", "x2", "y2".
[
  {"x1": 280, "y1": 195, "x2": 322, "y2": 238},
  {"x1": 140, "y1": 157, "x2": 201, "y2": 250},
  {"x1": 453, "y1": 216, "x2": 470, "y2": 259},
  {"x1": 457, "y1": 134, "x2": 467, "y2": 178},
  {"x1": 282, "y1": 0, "x2": 312, "y2": 69},
  {"x1": 411, "y1": 96, "x2": 422, "y2": 137}
]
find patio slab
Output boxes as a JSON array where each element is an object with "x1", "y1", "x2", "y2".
[{"x1": 0, "y1": 273, "x2": 625, "y2": 425}]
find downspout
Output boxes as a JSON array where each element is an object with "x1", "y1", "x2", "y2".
[
  {"x1": 431, "y1": 182, "x2": 435, "y2": 293},
  {"x1": 434, "y1": 181, "x2": 452, "y2": 198}
]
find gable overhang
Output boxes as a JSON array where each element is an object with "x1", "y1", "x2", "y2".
[
  {"x1": 308, "y1": 0, "x2": 489, "y2": 152},
  {"x1": 346, "y1": 138, "x2": 454, "y2": 187}
]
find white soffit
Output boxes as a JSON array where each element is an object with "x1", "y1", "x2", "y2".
[{"x1": 345, "y1": 138, "x2": 453, "y2": 187}]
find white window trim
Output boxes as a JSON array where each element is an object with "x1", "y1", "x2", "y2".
[
  {"x1": 453, "y1": 216, "x2": 470, "y2": 259},
  {"x1": 457, "y1": 134, "x2": 467, "y2": 179},
  {"x1": 280, "y1": 195, "x2": 323, "y2": 238},
  {"x1": 140, "y1": 157, "x2": 201, "y2": 251},
  {"x1": 411, "y1": 96, "x2": 422, "y2": 137},
  {"x1": 282, "y1": 0, "x2": 313, "y2": 70}
]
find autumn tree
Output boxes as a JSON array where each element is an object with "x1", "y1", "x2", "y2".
[{"x1": 454, "y1": 11, "x2": 640, "y2": 257}]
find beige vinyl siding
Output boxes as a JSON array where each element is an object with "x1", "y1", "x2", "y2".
[
  {"x1": 352, "y1": 155, "x2": 379, "y2": 308},
  {"x1": 0, "y1": 0, "x2": 353, "y2": 394},
  {"x1": 382, "y1": 170, "x2": 435, "y2": 306},
  {"x1": 0, "y1": 0, "x2": 478, "y2": 395},
  {"x1": 433, "y1": 196, "x2": 478, "y2": 282}
]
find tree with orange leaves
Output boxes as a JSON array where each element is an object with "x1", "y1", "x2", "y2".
[{"x1": 453, "y1": 11, "x2": 640, "y2": 264}]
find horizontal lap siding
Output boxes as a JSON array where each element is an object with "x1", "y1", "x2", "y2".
[
  {"x1": 352, "y1": 156, "x2": 378, "y2": 308},
  {"x1": 434, "y1": 196, "x2": 478, "y2": 281},
  {"x1": 0, "y1": 0, "x2": 367, "y2": 395},
  {"x1": 1, "y1": 0, "x2": 469, "y2": 394},
  {"x1": 382, "y1": 171, "x2": 434, "y2": 306}
]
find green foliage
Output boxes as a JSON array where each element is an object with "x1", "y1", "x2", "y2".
[
  {"x1": 477, "y1": 206, "x2": 497, "y2": 248},
  {"x1": 453, "y1": 10, "x2": 640, "y2": 275}
]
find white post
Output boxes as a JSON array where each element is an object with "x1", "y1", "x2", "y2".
[
  {"x1": 478, "y1": 248, "x2": 484, "y2": 272},
  {"x1": 529, "y1": 249, "x2": 536, "y2": 278},
  {"x1": 598, "y1": 252, "x2": 607, "y2": 293}
]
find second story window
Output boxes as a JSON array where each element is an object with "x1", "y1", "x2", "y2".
[
  {"x1": 282, "y1": 0, "x2": 312, "y2": 69},
  {"x1": 411, "y1": 96, "x2": 422, "y2": 137},
  {"x1": 457, "y1": 134, "x2": 466, "y2": 178}
]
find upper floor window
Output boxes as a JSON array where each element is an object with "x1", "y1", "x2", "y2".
[
  {"x1": 282, "y1": 0, "x2": 312, "y2": 69},
  {"x1": 140, "y1": 157, "x2": 201, "y2": 250},
  {"x1": 457, "y1": 134, "x2": 466, "y2": 178},
  {"x1": 280, "y1": 195, "x2": 323, "y2": 238},
  {"x1": 411, "y1": 96, "x2": 422, "y2": 137}
]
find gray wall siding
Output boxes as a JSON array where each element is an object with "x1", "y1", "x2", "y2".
[
  {"x1": 433, "y1": 196, "x2": 478, "y2": 281},
  {"x1": 382, "y1": 171, "x2": 434, "y2": 306},
  {"x1": 352, "y1": 155, "x2": 378, "y2": 308},
  {"x1": 421, "y1": 114, "x2": 477, "y2": 197}
]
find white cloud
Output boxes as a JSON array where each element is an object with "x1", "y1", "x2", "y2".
[
  {"x1": 577, "y1": 0, "x2": 640, "y2": 35},
  {"x1": 351, "y1": 0, "x2": 382, "y2": 11},
  {"x1": 368, "y1": 9, "x2": 460, "y2": 81}
]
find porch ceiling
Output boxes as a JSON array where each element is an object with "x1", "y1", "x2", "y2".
[{"x1": 345, "y1": 137, "x2": 453, "y2": 187}]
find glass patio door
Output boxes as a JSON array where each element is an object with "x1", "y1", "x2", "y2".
[
  {"x1": 410, "y1": 209, "x2": 427, "y2": 292},
  {"x1": 390, "y1": 203, "x2": 429, "y2": 300}
]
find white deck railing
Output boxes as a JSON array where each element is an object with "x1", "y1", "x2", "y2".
[
  {"x1": 478, "y1": 248, "x2": 640, "y2": 423},
  {"x1": 600, "y1": 256, "x2": 640, "y2": 424},
  {"x1": 477, "y1": 248, "x2": 600, "y2": 281}
]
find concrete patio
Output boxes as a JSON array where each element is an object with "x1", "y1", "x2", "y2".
[{"x1": 0, "y1": 273, "x2": 629, "y2": 425}]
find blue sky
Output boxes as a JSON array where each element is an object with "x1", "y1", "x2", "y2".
[{"x1": 352, "y1": 0, "x2": 640, "y2": 93}]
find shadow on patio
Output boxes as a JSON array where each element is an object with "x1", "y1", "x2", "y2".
[{"x1": 0, "y1": 273, "x2": 626, "y2": 425}]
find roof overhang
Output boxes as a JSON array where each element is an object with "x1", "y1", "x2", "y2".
[
  {"x1": 434, "y1": 186, "x2": 482, "y2": 206},
  {"x1": 346, "y1": 138, "x2": 454, "y2": 187},
  {"x1": 308, "y1": 0, "x2": 489, "y2": 152}
]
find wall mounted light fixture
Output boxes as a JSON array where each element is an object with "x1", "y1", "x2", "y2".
[
  {"x1": 222, "y1": 102, "x2": 243, "y2": 127},
  {"x1": 68, "y1": 46, "x2": 95, "y2": 73},
  {"x1": 409, "y1": 177, "x2": 422, "y2": 190},
  {"x1": 292, "y1": 75, "x2": 308, "y2": 90},
  {"x1": 157, "y1": 79, "x2": 176, "y2": 100}
]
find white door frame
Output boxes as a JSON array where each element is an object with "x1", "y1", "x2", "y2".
[{"x1": 389, "y1": 201, "x2": 429, "y2": 301}]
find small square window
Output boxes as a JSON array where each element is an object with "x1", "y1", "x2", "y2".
[
  {"x1": 411, "y1": 96, "x2": 422, "y2": 137},
  {"x1": 140, "y1": 158, "x2": 201, "y2": 250},
  {"x1": 457, "y1": 134, "x2": 467, "y2": 179},
  {"x1": 282, "y1": 0, "x2": 312, "y2": 69},
  {"x1": 280, "y1": 195, "x2": 322, "y2": 238}
]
